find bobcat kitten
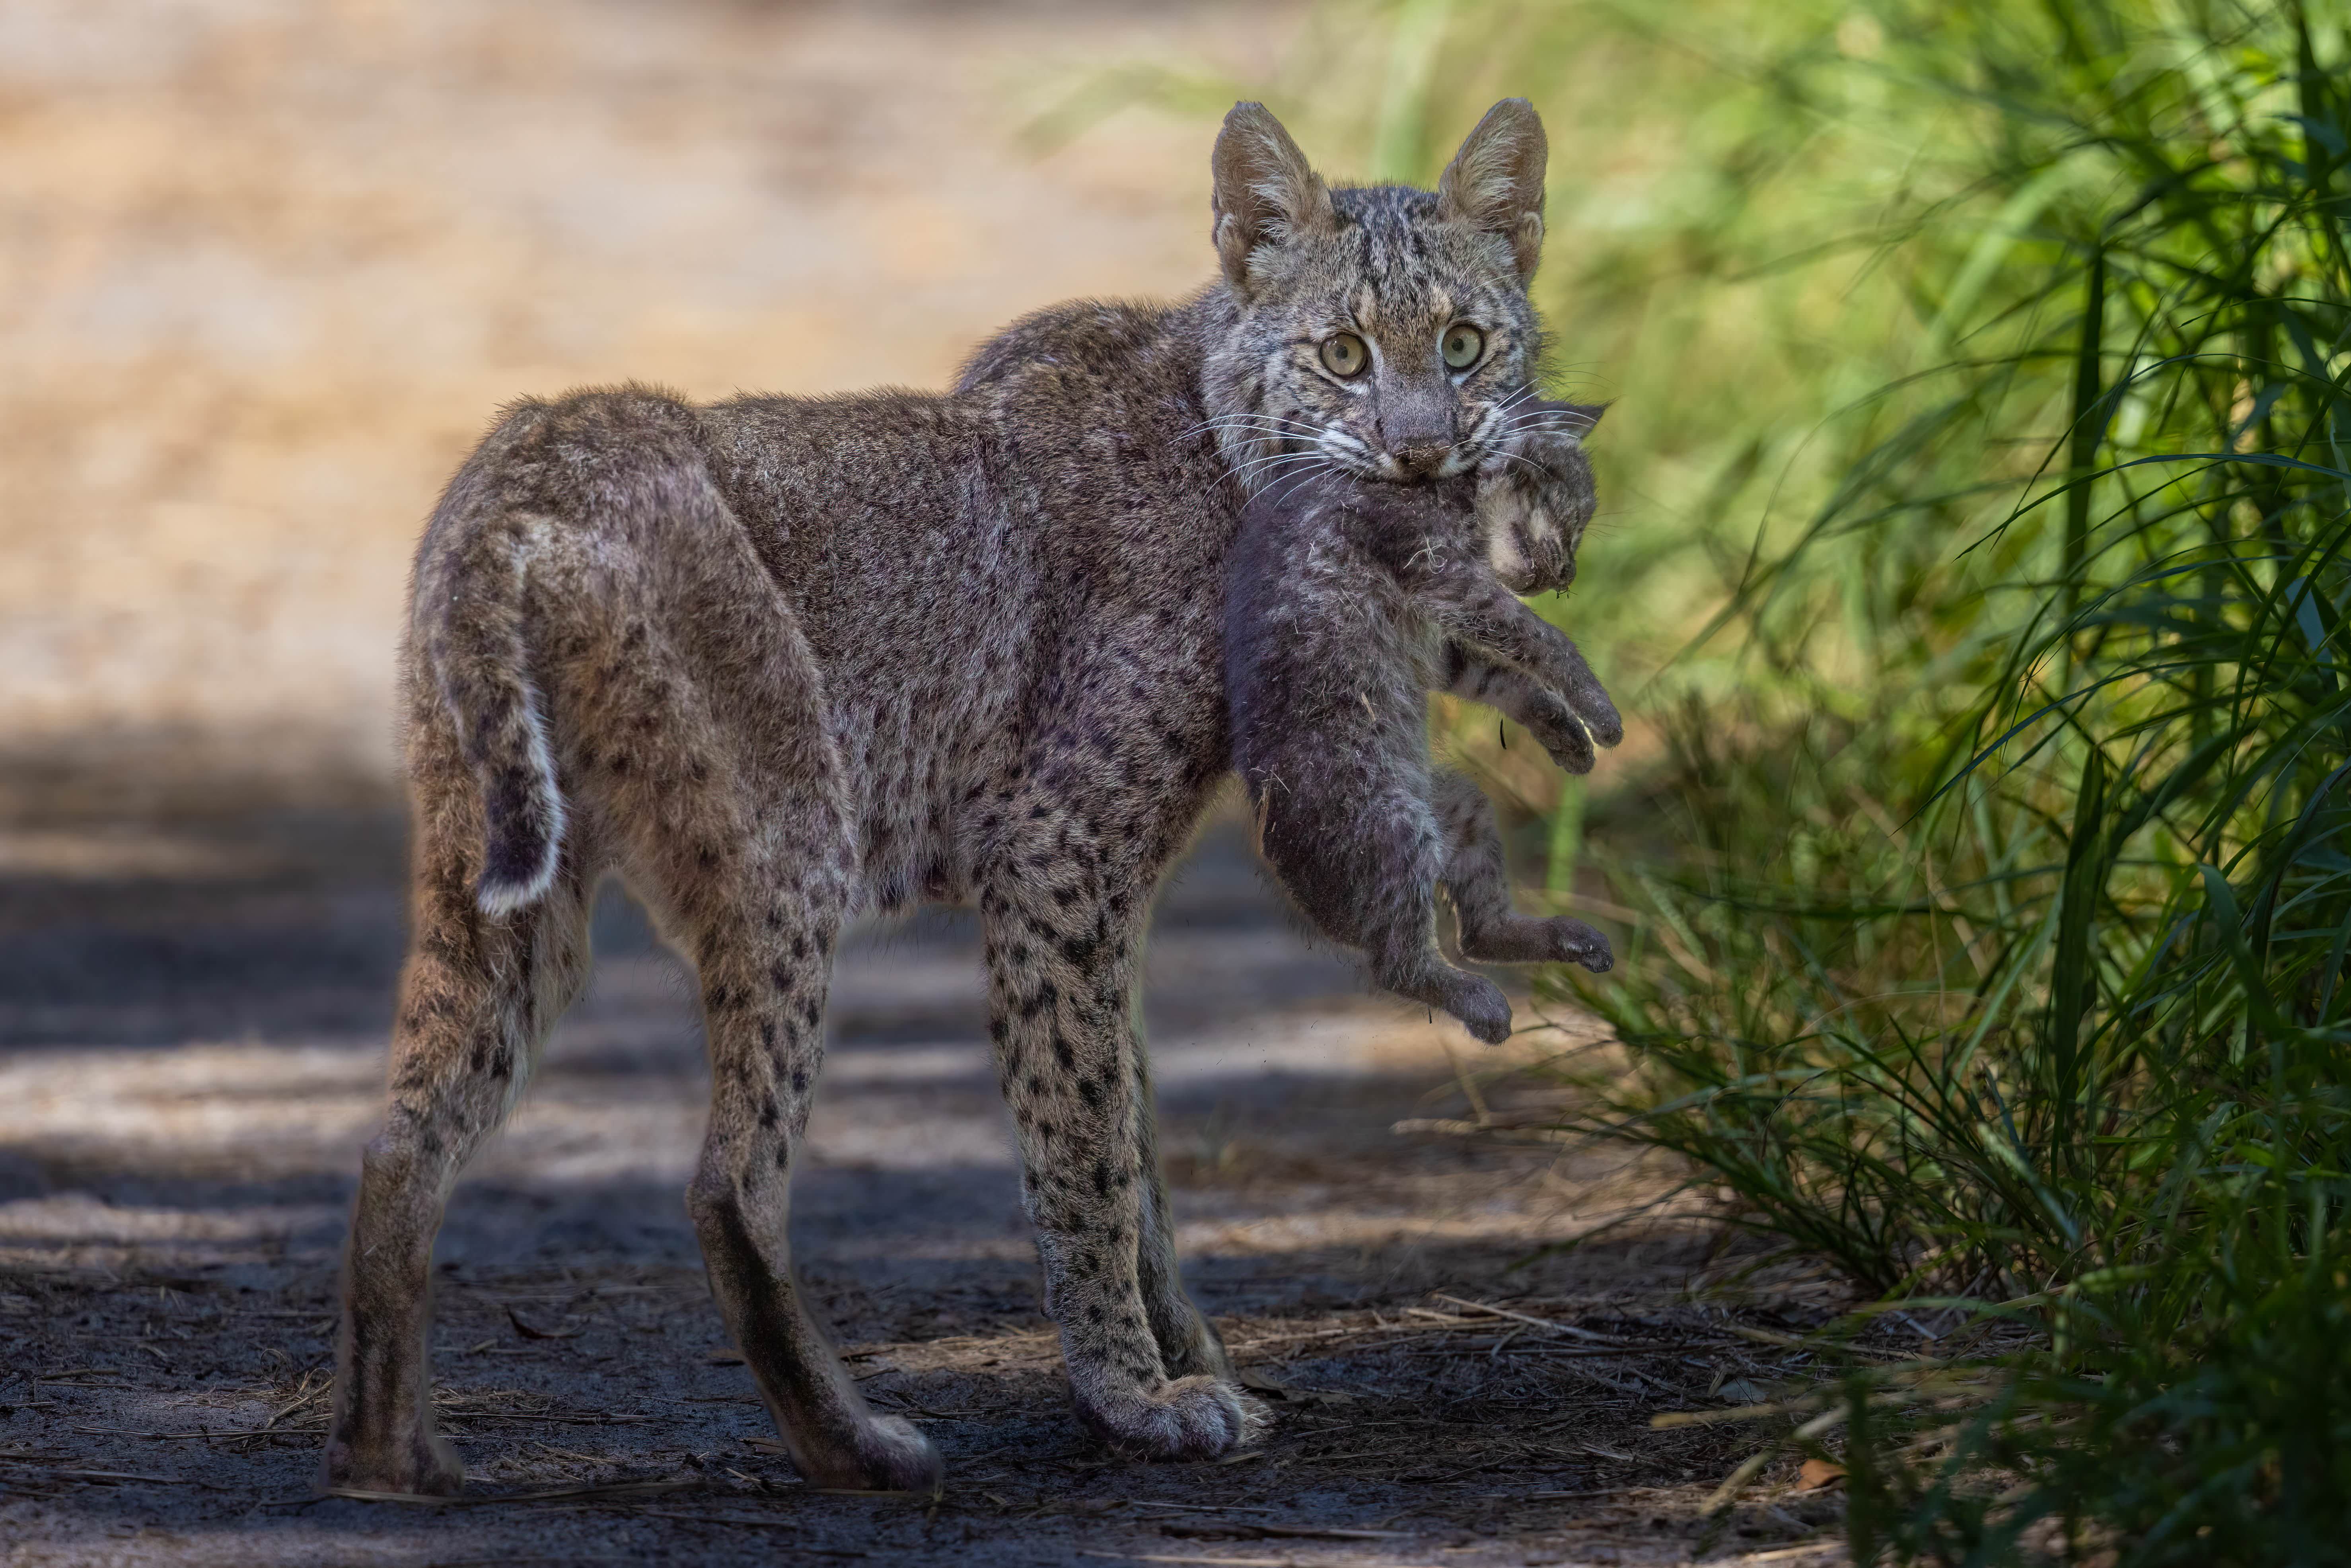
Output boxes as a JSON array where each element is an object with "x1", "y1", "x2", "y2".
[{"x1": 1228, "y1": 408, "x2": 1619, "y2": 1044}]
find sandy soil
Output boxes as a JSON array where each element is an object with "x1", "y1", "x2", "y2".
[
  {"x1": 0, "y1": 806, "x2": 1854, "y2": 1568},
  {"x1": 0, "y1": 0, "x2": 1283, "y2": 814}
]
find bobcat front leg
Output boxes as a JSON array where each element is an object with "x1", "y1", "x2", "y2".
[
  {"x1": 981, "y1": 781, "x2": 1261, "y2": 1459},
  {"x1": 1444, "y1": 645, "x2": 1600, "y2": 774}
]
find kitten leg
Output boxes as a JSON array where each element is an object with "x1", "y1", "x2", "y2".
[
  {"x1": 983, "y1": 790, "x2": 1259, "y2": 1459},
  {"x1": 1444, "y1": 646, "x2": 1598, "y2": 774},
  {"x1": 1431, "y1": 770, "x2": 1613, "y2": 973},
  {"x1": 1253, "y1": 774, "x2": 1513, "y2": 1044},
  {"x1": 1423, "y1": 570, "x2": 1623, "y2": 749},
  {"x1": 1372, "y1": 922, "x2": 1518, "y2": 1045},
  {"x1": 326, "y1": 831, "x2": 594, "y2": 1497}
]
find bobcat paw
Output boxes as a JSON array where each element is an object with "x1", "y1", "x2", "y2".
[
  {"x1": 1077, "y1": 1374, "x2": 1267, "y2": 1461},
  {"x1": 793, "y1": 1414, "x2": 944, "y2": 1494},
  {"x1": 320, "y1": 1426, "x2": 464, "y2": 1498}
]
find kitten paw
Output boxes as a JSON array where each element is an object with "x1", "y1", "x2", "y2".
[
  {"x1": 1444, "y1": 974, "x2": 1514, "y2": 1044},
  {"x1": 1546, "y1": 917, "x2": 1613, "y2": 973},
  {"x1": 1578, "y1": 694, "x2": 1625, "y2": 749},
  {"x1": 1522, "y1": 694, "x2": 1597, "y2": 774}
]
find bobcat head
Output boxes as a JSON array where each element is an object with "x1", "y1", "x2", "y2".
[{"x1": 1199, "y1": 98, "x2": 1598, "y2": 593}]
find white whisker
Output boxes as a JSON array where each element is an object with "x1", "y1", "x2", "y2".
[
  {"x1": 1266, "y1": 461, "x2": 1336, "y2": 508},
  {"x1": 1486, "y1": 449, "x2": 1554, "y2": 481},
  {"x1": 1226, "y1": 450, "x2": 1333, "y2": 482},
  {"x1": 1178, "y1": 412, "x2": 1325, "y2": 441}
]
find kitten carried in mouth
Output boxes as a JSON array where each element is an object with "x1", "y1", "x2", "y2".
[{"x1": 1227, "y1": 404, "x2": 1620, "y2": 1044}]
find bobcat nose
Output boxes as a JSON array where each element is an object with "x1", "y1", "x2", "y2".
[
  {"x1": 1377, "y1": 383, "x2": 1458, "y2": 479},
  {"x1": 1387, "y1": 437, "x2": 1454, "y2": 477}
]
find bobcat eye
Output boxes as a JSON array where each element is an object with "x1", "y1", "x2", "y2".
[
  {"x1": 1318, "y1": 333, "x2": 1368, "y2": 378},
  {"x1": 1442, "y1": 323, "x2": 1485, "y2": 370}
]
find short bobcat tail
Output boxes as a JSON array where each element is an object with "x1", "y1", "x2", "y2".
[{"x1": 424, "y1": 512, "x2": 566, "y2": 918}]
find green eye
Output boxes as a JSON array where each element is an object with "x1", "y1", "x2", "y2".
[
  {"x1": 1442, "y1": 323, "x2": 1485, "y2": 370},
  {"x1": 1319, "y1": 333, "x2": 1368, "y2": 377}
]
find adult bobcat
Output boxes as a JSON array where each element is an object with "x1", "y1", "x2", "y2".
[{"x1": 328, "y1": 97, "x2": 1615, "y2": 1497}]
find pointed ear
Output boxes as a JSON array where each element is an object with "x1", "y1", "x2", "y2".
[
  {"x1": 1211, "y1": 102, "x2": 1337, "y2": 294},
  {"x1": 1436, "y1": 98, "x2": 1548, "y2": 280}
]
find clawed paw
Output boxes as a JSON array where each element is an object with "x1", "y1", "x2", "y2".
[
  {"x1": 1444, "y1": 974, "x2": 1514, "y2": 1045},
  {"x1": 1547, "y1": 918, "x2": 1612, "y2": 973},
  {"x1": 1078, "y1": 1374, "x2": 1266, "y2": 1461},
  {"x1": 320, "y1": 1428, "x2": 465, "y2": 1499},
  {"x1": 790, "y1": 1414, "x2": 944, "y2": 1494},
  {"x1": 1522, "y1": 700, "x2": 1598, "y2": 775}
]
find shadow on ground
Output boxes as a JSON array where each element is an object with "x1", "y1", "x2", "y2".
[{"x1": 0, "y1": 804, "x2": 1850, "y2": 1567}]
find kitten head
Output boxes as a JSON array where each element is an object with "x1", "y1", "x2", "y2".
[
  {"x1": 1477, "y1": 401, "x2": 1605, "y2": 594},
  {"x1": 1201, "y1": 99, "x2": 1555, "y2": 496}
]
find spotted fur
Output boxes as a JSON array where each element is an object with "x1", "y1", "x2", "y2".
[{"x1": 325, "y1": 99, "x2": 1606, "y2": 1500}]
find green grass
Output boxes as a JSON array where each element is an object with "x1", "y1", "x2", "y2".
[
  {"x1": 1532, "y1": 2, "x2": 2351, "y2": 1560},
  {"x1": 1057, "y1": 0, "x2": 2351, "y2": 1559}
]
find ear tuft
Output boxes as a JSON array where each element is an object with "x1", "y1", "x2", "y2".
[
  {"x1": 1436, "y1": 98, "x2": 1549, "y2": 280},
  {"x1": 1210, "y1": 102, "x2": 1336, "y2": 294}
]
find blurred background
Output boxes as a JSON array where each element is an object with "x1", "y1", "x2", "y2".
[
  {"x1": 0, "y1": 0, "x2": 1283, "y2": 827},
  {"x1": 0, "y1": 0, "x2": 2010, "y2": 841}
]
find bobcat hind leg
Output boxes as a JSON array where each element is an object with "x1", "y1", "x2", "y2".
[{"x1": 325, "y1": 802, "x2": 596, "y2": 1496}]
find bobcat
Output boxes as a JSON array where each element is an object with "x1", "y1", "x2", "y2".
[
  {"x1": 325, "y1": 97, "x2": 1619, "y2": 1500},
  {"x1": 1227, "y1": 417, "x2": 1618, "y2": 1049}
]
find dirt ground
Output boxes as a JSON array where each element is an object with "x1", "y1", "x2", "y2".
[{"x1": 0, "y1": 805, "x2": 1855, "y2": 1568}]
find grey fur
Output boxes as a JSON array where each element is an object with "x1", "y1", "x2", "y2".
[
  {"x1": 1227, "y1": 432, "x2": 1617, "y2": 1049},
  {"x1": 324, "y1": 98, "x2": 1615, "y2": 1500}
]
